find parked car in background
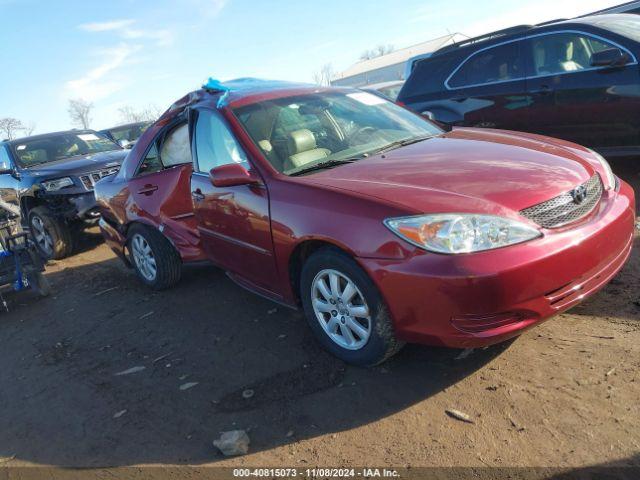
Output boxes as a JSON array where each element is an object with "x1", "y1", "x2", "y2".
[
  {"x1": 95, "y1": 79, "x2": 634, "y2": 365},
  {"x1": 99, "y1": 121, "x2": 152, "y2": 149},
  {"x1": 0, "y1": 130, "x2": 126, "y2": 259},
  {"x1": 398, "y1": 14, "x2": 640, "y2": 157},
  {"x1": 362, "y1": 80, "x2": 405, "y2": 101}
]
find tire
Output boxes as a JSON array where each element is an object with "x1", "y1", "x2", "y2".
[
  {"x1": 28, "y1": 206, "x2": 73, "y2": 260},
  {"x1": 127, "y1": 224, "x2": 181, "y2": 290},
  {"x1": 25, "y1": 271, "x2": 51, "y2": 297},
  {"x1": 300, "y1": 247, "x2": 404, "y2": 366}
]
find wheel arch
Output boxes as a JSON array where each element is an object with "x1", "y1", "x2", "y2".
[
  {"x1": 287, "y1": 238, "x2": 359, "y2": 307},
  {"x1": 123, "y1": 219, "x2": 182, "y2": 260},
  {"x1": 20, "y1": 195, "x2": 40, "y2": 218}
]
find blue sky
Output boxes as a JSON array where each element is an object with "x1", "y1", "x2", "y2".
[{"x1": 0, "y1": 0, "x2": 621, "y2": 133}]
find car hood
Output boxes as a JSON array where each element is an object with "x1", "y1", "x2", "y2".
[
  {"x1": 25, "y1": 150, "x2": 128, "y2": 178},
  {"x1": 303, "y1": 128, "x2": 597, "y2": 217}
]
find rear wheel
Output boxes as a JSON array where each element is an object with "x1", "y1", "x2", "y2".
[
  {"x1": 300, "y1": 248, "x2": 404, "y2": 366},
  {"x1": 28, "y1": 206, "x2": 73, "y2": 260},
  {"x1": 127, "y1": 224, "x2": 181, "y2": 290}
]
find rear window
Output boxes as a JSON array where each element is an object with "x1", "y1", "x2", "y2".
[
  {"x1": 448, "y1": 41, "x2": 525, "y2": 88},
  {"x1": 399, "y1": 55, "x2": 459, "y2": 99}
]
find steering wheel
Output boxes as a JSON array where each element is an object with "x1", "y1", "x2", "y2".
[{"x1": 350, "y1": 126, "x2": 377, "y2": 143}]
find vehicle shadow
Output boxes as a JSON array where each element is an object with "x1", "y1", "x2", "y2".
[
  {"x1": 0, "y1": 256, "x2": 512, "y2": 467},
  {"x1": 546, "y1": 453, "x2": 639, "y2": 479},
  {"x1": 73, "y1": 227, "x2": 105, "y2": 256}
]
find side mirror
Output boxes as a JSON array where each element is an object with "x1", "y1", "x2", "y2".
[
  {"x1": 590, "y1": 48, "x2": 629, "y2": 68},
  {"x1": 421, "y1": 110, "x2": 436, "y2": 121},
  {"x1": 0, "y1": 161, "x2": 12, "y2": 175},
  {"x1": 421, "y1": 110, "x2": 451, "y2": 131},
  {"x1": 209, "y1": 163, "x2": 260, "y2": 188}
]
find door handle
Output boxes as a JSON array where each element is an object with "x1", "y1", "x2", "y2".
[
  {"x1": 137, "y1": 184, "x2": 158, "y2": 196},
  {"x1": 451, "y1": 96, "x2": 467, "y2": 102},
  {"x1": 531, "y1": 85, "x2": 553, "y2": 95},
  {"x1": 192, "y1": 189, "x2": 205, "y2": 201}
]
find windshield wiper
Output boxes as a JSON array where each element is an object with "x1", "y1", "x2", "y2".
[
  {"x1": 289, "y1": 158, "x2": 358, "y2": 176},
  {"x1": 371, "y1": 135, "x2": 434, "y2": 156}
]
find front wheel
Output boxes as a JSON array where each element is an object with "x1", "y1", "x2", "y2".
[
  {"x1": 300, "y1": 248, "x2": 404, "y2": 366},
  {"x1": 25, "y1": 271, "x2": 51, "y2": 297},
  {"x1": 127, "y1": 225, "x2": 181, "y2": 290},
  {"x1": 28, "y1": 207, "x2": 73, "y2": 260}
]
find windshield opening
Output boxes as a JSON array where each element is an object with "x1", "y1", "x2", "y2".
[
  {"x1": 233, "y1": 91, "x2": 442, "y2": 175},
  {"x1": 11, "y1": 132, "x2": 121, "y2": 168}
]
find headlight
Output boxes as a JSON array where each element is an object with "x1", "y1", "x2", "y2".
[
  {"x1": 587, "y1": 149, "x2": 616, "y2": 190},
  {"x1": 42, "y1": 177, "x2": 74, "y2": 191},
  {"x1": 384, "y1": 214, "x2": 541, "y2": 254}
]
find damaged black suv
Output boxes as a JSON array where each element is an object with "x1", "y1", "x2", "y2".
[{"x1": 0, "y1": 130, "x2": 127, "y2": 259}]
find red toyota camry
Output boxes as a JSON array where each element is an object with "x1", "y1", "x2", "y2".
[{"x1": 94, "y1": 79, "x2": 635, "y2": 366}]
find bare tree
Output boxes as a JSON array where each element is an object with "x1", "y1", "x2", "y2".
[
  {"x1": 118, "y1": 105, "x2": 145, "y2": 124},
  {"x1": 118, "y1": 104, "x2": 164, "y2": 124},
  {"x1": 312, "y1": 63, "x2": 334, "y2": 86},
  {"x1": 67, "y1": 99, "x2": 93, "y2": 129},
  {"x1": 359, "y1": 44, "x2": 395, "y2": 61},
  {"x1": 23, "y1": 121, "x2": 36, "y2": 137},
  {"x1": 0, "y1": 117, "x2": 24, "y2": 140}
]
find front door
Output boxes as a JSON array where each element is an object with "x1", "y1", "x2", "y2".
[
  {"x1": 190, "y1": 109, "x2": 277, "y2": 291},
  {"x1": 525, "y1": 31, "x2": 640, "y2": 151}
]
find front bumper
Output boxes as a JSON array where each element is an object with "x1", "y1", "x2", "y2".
[
  {"x1": 99, "y1": 218, "x2": 129, "y2": 264},
  {"x1": 358, "y1": 180, "x2": 636, "y2": 348},
  {"x1": 68, "y1": 193, "x2": 101, "y2": 221}
]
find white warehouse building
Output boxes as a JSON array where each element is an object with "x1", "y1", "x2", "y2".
[{"x1": 331, "y1": 33, "x2": 468, "y2": 87}]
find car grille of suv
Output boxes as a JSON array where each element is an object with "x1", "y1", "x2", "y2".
[
  {"x1": 79, "y1": 167, "x2": 120, "y2": 190},
  {"x1": 519, "y1": 174, "x2": 603, "y2": 229}
]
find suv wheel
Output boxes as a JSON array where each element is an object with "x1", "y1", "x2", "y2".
[
  {"x1": 28, "y1": 206, "x2": 73, "y2": 260},
  {"x1": 127, "y1": 225, "x2": 181, "y2": 290},
  {"x1": 300, "y1": 248, "x2": 404, "y2": 366}
]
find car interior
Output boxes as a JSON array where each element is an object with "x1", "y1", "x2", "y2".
[
  {"x1": 532, "y1": 33, "x2": 614, "y2": 75},
  {"x1": 235, "y1": 93, "x2": 437, "y2": 174}
]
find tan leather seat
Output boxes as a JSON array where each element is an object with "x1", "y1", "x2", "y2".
[{"x1": 286, "y1": 129, "x2": 331, "y2": 169}]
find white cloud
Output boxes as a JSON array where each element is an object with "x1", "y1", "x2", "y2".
[
  {"x1": 65, "y1": 43, "x2": 141, "y2": 101},
  {"x1": 79, "y1": 19, "x2": 135, "y2": 32},
  {"x1": 78, "y1": 18, "x2": 174, "y2": 47}
]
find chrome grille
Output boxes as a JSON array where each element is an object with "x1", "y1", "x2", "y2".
[
  {"x1": 520, "y1": 174, "x2": 603, "y2": 228},
  {"x1": 80, "y1": 166, "x2": 120, "y2": 190}
]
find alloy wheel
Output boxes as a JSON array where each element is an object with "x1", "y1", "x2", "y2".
[
  {"x1": 131, "y1": 233, "x2": 157, "y2": 281},
  {"x1": 311, "y1": 269, "x2": 372, "y2": 350},
  {"x1": 31, "y1": 215, "x2": 53, "y2": 257}
]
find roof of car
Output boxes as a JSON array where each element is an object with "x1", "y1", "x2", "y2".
[
  {"x1": 100, "y1": 121, "x2": 152, "y2": 131},
  {"x1": 432, "y1": 13, "x2": 637, "y2": 57},
  {"x1": 163, "y1": 78, "x2": 353, "y2": 115},
  {"x1": 4, "y1": 129, "x2": 100, "y2": 145},
  {"x1": 363, "y1": 80, "x2": 405, "y2": 90}
]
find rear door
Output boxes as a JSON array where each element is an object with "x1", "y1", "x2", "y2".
[
  {"x1": 444, "y1": 39, "x2": 530, "y2": 131},
  {"x1": 524, "y1": 30, "x2": 640, "y2": 151},
  {"x1": 127, "y1": 122, "x2": 195, "y2": 229},
  {"x1": 190, "y1": 109, "x2": 277, "y2": 291}
]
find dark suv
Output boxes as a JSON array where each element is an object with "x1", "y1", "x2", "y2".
[
  {"x1": 398, "y1": 14, "x2": 640, "y2": 157},
  {"x1": 0, "y1": 130, "x2": 127, "y2": 259}
]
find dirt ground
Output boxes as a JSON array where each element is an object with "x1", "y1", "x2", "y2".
[{"x1": 0, "y1": 159, "x2": 638, "y2": 477}]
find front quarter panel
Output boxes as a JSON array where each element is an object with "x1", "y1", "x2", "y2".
[{"x1": 268, "y1": 177, "x2": 419, "y2": 304}]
